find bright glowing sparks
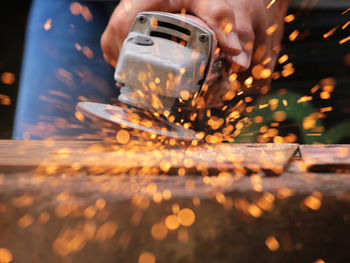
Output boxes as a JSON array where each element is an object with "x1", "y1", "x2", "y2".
[
  {"x1": 323, "y1": 26, "x2": 339, "y2": 39},
  {"x1": 177, "y1": 208, "x2": 195, "y2": 227},
  {"x1": 339, "y1": 36, "x2": 350, "y2": 45},
  {"x1": 17, "y1": 214, "x2": 34, "y2": 228},
  {"x1": 265, "y1": 236, "x2": 280, "y2": 251},
  {"x1": 165, "y1": 215, "x2": 180, "y2": 230},
  {"x1": 284, "y1": 14, "x2": 295, "y2": 23},
  {"x1": 44, "y1": 18, "x2": 52, "y2": 31},
  {"x1": 224, "y1": 22, "x2": 233, "y2": 34},
  {"x1": 0, "y1": 248, "x2": 13, "y2": 263},
  {"x1": 289, "y1": 30, "x2": 299, "y2": 41},
  {"x1": 116, "y1": 130, "x2": 130, "y2": 144},
  {"x1": 266, "y1": 0, "x2": 276, "y2": 9},
  {"x1": 304, "y1": 192, "x2": 322, "y2": 210},
  {"x1": 1, "y1": 72, "x2": 15, "y2": 85},
  {"x1": 278, "y1": 55, "x2": 288, "y2": 64},
  {"x1": 266, "y1": 24, "x2": 278, "y2": 35},
  {"x1": 138, "y1": 252, "x2": 156, "y2": 263},
  {"x1": 151, "y1": 222, "x2": 168, "y2": 240}
]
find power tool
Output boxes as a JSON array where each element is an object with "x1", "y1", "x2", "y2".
[{"x1": 77, "y1": 11, "x2": 226, "y2": 140}]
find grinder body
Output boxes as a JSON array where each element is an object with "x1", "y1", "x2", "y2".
[
  {"x1": 76, "y1": 12, "x2": 226, "y2": 141},
  {"x1": 115, "y1": 11, "x2": 224, "y2": 112}
]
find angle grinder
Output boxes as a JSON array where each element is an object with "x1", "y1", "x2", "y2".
[{"x1": 77, "y1": 11, "x2": 227, "y2": 140}]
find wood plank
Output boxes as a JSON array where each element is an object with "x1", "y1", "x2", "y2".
[
  {"x1": 0, "y1": 141, "x2": 298, "y2": 176},
  {"x1": 300, "y1": 144, "x2": 350, "y2": 172}
]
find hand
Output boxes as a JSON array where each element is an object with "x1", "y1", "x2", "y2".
[
  {"x1": 205, "y1": 0, "x2": 291, "y2": 107},
  {"x1": 101, "y1": 0, "x2": 290, "y2": 106},
  {"x1": 101, "y1": 0, "x2": 249, "y2": 66}
]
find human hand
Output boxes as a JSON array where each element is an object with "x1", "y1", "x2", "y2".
[
  {"x1": 101, "y1": 0, "x2": 246, "y2": 65},
  {"x1": 202, "y1": 0, "x2": 291, "y2": 107},
  {"x1": 101, "y1": 0, "x2": 290, "y2": 106}
]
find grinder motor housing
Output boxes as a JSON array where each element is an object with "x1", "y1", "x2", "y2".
[{"x1": 115, "y1": 11, "x2": 224, "y2": 112}]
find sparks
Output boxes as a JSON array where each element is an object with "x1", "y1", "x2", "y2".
[
  {"x1": 339, "y1": 36, "x2": 350, "y2": 45},
  {"x1": 266, "y1": 0, "x2": 276, "y2": 9},
  {"x1": 342, "y1": 21, "x2": 350, "y2": 30},
  {"x1": 44, "y1": 18, "x2": 52, "y2": 31},
  {"x1": 323, "y1": 26, "x2": 339, "y2": 39},
  {"x1": 341, "y1": 8, "x2": 350, "y2": 15}
]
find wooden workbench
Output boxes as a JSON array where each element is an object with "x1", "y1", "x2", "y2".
[{"x1": 0, "y1": 141, "x2": 349, "y2": 263}]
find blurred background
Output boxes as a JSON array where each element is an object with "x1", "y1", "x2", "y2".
[
  {"x1": 0, "y1": 1, "x2": 349, "y2": 142},
  {"x1": 0, "y1": 1, "x2": 31, "y2": 138}
]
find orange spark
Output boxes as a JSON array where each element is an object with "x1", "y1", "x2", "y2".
[
  {"x1": 266, "y1": 0, "x2": 276, "y2": 9},
  {"x1": 82, "y1": 46, "x2": 94, "y2": 59},
  {"x1": 138, "y1": 252, "x2": 156, "y2": 263},
  {"x1": 266, "y1": 24, "x2": 278, "y2": 35},
  {"x1": 165, "y1": 215, "x2": 179, "y2": 230},
  {"x1": 323, "y1": 26, "x2": 339, "y2": 39},
  {"x1": 75, "y1": 43, "x2": 82, "y2": 51},
  {"x1": 44, "y1": 18, "x2": 52, "y2": 31},
  {"x1": 18, "y1": 214, "x2": 34, "y2": 228},
  {"x1": 81, "y1": 6, "x2": 93, "y2": 22},
  {"x1": 306, "y1": 133, "x2": 322, "y2": 136},
  {"x1": 339, "y1": 36, "x2": 350, "y2": 45},
  {"x1": 297, "y1": 96, "x2": 312, "y2": 103},
  {"x1": 224, "y1": 22, "x2": 233, "y2": 34},
  {"x1": 116, "y1": 130, "x2": 130, "y2": 144},
  {"x1": 342, "y1": 21, "x2": 350, "y2": 30},
  {"x1": 38, "y1": 212, "x2": 51, "y2": 224},
  {"x1": 0, "y1": 94, "x2": 11, "y2": 105},
  {"x1": 284, "y1": 14, "x2": 295, "y2": 23},
  {"x1": 95, "y1": 221, "x2": 118, "y2": 242},
  {"x1": 151, "y1": 222, "x2": 168, "y2": 240},
  {"x1": 304, "y1": 192, "x2": 322, "y2": 210},
  {"x1": 0, "y1": 248, "x2": 12, "y2": 263},
  {"x1": 341, "y1": 8, "x2": 350, "y2": 15},
  {"x1": 289, "y1": 30, "x2": 299, "y2": 41},
  {"x1": 320, "y1": 107, "x2": 332, "y2": 113},
  {"x1": 278, "y1": 54, "x2": 288, "y2": 64},
  {"x1": 70, "y1": 2, "x2": 83, "y2": 15},
  {"x1": 265, "y1": 236, "x2": 280, "y2": 251},
  {"x1": 1, "y1": 72, "x2": 15, "y2": 85},
  {"x1": 320, "y1": 91, "x2": 331, "y2": 99},
  {"x1": 177, "y1": 208, "x2": 195, "y2": 227}
]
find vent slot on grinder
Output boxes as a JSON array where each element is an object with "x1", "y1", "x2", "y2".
[
  {"x1": 157, "y1": 21, "x2": 191, "y2": 35},
  {"x1": 150, "y1": 31, "x2": 188, "y2": 46}
]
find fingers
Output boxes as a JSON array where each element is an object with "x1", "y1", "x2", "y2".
[
  {"x1": 224, "y1": 0, "x2": 255, "y2": 70},
  {"x1": 101, "y1": 0, "x2": 247, "y2": 66},
  {"x1": 185, "y1": 0, "x2": 242, "y2": 56},
  {"x1": 101, "y1": 0, "x2": 172, "y2": 66}
]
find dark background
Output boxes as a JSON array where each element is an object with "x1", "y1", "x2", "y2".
[
  {"x1": 0, "y1": 2, "x2": 349, "y2": 141},
  {"x1": 0, "y1": 1, "x2": 31, "y2": 139}
]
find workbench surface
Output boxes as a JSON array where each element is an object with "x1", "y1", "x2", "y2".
[{"x1": 0, "y1": 141, "x2": 349, "y2": 263}]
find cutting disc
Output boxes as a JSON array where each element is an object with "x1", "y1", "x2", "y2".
[{"x1": 76, "y1": 102, "x2": 197, "y2": 141}]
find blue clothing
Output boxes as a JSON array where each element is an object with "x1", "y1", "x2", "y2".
[{"x1": 14, "y1": 0, "x2": 118, "y2": 139}]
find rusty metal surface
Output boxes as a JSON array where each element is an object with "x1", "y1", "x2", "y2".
[
  {"x1": 0, "y1": 170, "x2": 349, "y2": 263},
  {"x1": 300, "y1": 144, "x2": 350, "y2": 172},
  {"x1": 0, "y1": 141, "x2": 298, "y2": 176},
  {"x1": 0, "y1": 141, "x2": 349, "y2": 263}
]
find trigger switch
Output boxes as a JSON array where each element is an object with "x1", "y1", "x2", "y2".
[{"x1": 133, "y1": 36, "x2": 154, "y2": 46}]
